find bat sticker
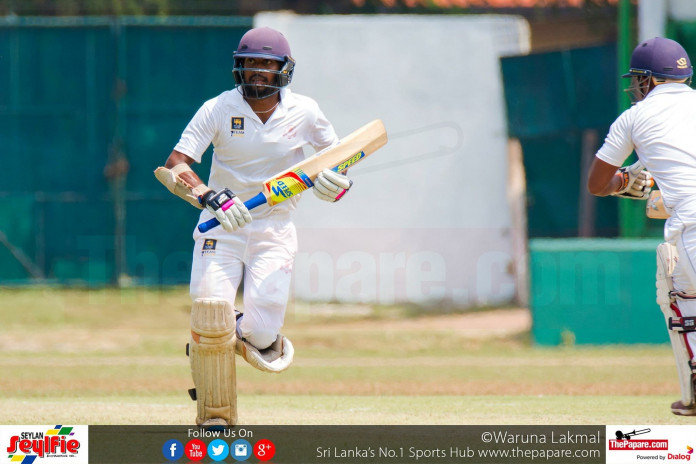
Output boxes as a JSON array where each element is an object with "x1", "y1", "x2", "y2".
[
  {"x1": 333, "y1": 151, "x2": 366, "y2": 173},
  {"x1": 265, "y1": 169, "x2": 314, "y2": 206}
]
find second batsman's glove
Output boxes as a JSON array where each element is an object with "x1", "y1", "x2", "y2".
[
  {"x1": 200, "y1": 188, "x2": 252, "y2": 232},
  {"x1": 612, "y1": 165, "x2": 654, "y2": 200}
]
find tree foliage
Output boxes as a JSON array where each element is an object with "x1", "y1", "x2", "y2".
[
  {"x1": 0, "y1": 0, "x2": 355, "y2": 16},
  {"x1": 0, "y1": 0, "x2": 625, "y2": 16}
]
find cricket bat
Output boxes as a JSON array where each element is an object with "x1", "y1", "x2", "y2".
[
  {"x1": 647, "y1": 190, "x2": 669, "y2": 219},
  {"x1": 198, "y1": 119, "x2": 388, "y2": 233}
]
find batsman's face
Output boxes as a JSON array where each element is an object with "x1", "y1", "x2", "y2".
[
  {"x1": 242, "y1": 58, "x2": 282, "y2": 87},
  {"x1": 624, "y1": 75, "x2": 652, "y2": 104}
]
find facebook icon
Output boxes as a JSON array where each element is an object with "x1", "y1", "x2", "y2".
[{"x1": 162, "y1": 439, "x2": 184, "y2": 461}]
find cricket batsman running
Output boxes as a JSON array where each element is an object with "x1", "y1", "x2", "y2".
[
  {"x1": 586, "y1": 37, "x2": 696, "y2": 415},
  {"x1": 155, "y1": 27, "x2": 353, "y2": 428}
]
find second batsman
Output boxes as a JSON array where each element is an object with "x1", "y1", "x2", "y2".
[{"x1": 587, "y1": 37, "x2": 696, "y2": 416}]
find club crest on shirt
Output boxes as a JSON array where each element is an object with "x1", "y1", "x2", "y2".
[
  {"x1": 282, "y1": 125, "x2": 297, "y2": 140},
  {"x1": 231, "y1": 116, "x2": 244, "y2": 136},
  {"x1": 202, "y1": 239, "x2": 217, "y2": 255}
]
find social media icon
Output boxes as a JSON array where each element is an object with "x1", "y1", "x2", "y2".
[
  {"x1": 185, "y1": 439, "x2": 206, "y2": 462},
  {"x1": 254, "y1": 439, "x2": 276, "y2": 461},
  {"x1": 231, "y1": 439, "x2": 252, "y2": 461},
  {"x1": 162, "y1": 439, "x2": 184, "y2": 462},
  {"x1": 208, "y1": 439, "x2": 229, "y2": 462}
]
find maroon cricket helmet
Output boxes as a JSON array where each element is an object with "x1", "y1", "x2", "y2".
[{"x1": 232, "y1": 27, "x2": 295, "y2": 95}]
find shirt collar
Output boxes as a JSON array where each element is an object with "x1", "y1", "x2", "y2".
[
  {"x1": 231, "y1": 87, "x2": 296, "y2": 121},
  {"x1": 279, "y1": 88, "x2": 297, "y2": 107},
  {"x1": 646, "y1": 82, "x2": 691, "y2": 99}
]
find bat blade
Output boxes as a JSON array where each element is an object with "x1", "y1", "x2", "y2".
[
  {"x1": 197, "y1": 119, "x2": 388, "y2": 233},
  {"x1": 262, "y1": 119, "x2": 387, "y2": 206}
]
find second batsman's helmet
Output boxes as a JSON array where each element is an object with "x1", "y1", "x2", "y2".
[
  {"x1": 623, "y1": 37, "x2": 693, "y2": 81},
  {"x1": 232, "y1": 27, "x2": 295, "y2": 98}
]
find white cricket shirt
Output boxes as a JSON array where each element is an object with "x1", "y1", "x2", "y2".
[
  {"x1": 174, "y1": 87, "x2": 338, "y2": 221},
  {"x1": 596, "y1": 83, "x2": 696, "y2": 218}
]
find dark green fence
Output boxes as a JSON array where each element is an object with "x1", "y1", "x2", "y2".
[
  {"x1": 529, "y1": 238, "x2": 666, "y2": 345},
  {"x1": 502, "y1": 44, "x2": 620, "y2": 238},
  {"x1": 500, "y1": 43, "x2": 671, "y2": 239},
  {"x1": 0, "y1": 16, "x2": 252, "y2": 284}
]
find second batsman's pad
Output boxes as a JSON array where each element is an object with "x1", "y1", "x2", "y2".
[
  {"x1": 656, "y1": 242, "x2": 696, "y2": 408},
  {"x1": 236, "y1": 334, "x2": 294, "y2": 373},
  {"x1": 189, "y1": 298, "x2": 237, "y2": 426}
]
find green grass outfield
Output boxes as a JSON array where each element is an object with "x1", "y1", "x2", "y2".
[{"x1": 0, "y1": 287, "x2": 689, "y2": 425}]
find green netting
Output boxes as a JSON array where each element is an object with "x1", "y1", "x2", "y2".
[
  {"x1": 502, "y1": 44, "x2": 618, "y2": 138},
  {"x1": 520, "y1": 134, "x2": 619, "y2": 238},
  {"x1": 501, "y1": 43, "x2": 667, "y2": 239},
  {"x1": 670, "y1": 20, "x2": 696, "y2": 53},
  {"x1": 0, "y1": 17, "x2": 251, "y2": 284}
]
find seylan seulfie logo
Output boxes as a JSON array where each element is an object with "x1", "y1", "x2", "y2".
[{"x1": 2, "y1": 425, "x2": 88, "y2": 463}]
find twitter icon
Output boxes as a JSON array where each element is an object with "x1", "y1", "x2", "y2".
[{"x1": 208, "y1": 439, "x2": 229, "y2": 462}]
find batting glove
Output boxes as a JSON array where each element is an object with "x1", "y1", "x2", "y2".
[
  {"x1": 612, "y1": 167, "x2": 654, "y2": 200},
  {"x1": 200, "y1": 188, "x2": 252, "y2": 232},
  {"x1": 313, "y1": 169, "x2": 352, "y2": 202}
]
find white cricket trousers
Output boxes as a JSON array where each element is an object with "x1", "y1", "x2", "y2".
[
  {"x1": 190, "y1": 214, "x2": 297, "y2": 350},
  {"x1": 666, "y1": 212, "x2": 696, "y2": 359}
]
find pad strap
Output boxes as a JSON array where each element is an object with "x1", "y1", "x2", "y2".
[
  {"x1": 670, "y1": 316, "x2": 696, "y2": 333},
  {"x1": 672, "y1": 291, "x2": 696, "y2": 301}
]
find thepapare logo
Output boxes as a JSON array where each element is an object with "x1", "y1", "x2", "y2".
[
  {"x1": 6, "y1": 425, "x2": 81, "y2": 462},
  {"x1": 677, "y1": 58, "x2": 689, "y2": 69},
  {"x1": 334, "y1": 151, "x2": 365, "y2": 173}
]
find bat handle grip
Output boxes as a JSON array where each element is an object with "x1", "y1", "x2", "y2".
[
  {"x1": 197, "y1": 218, "x2": 220, "y2": 233},
  {"x1": 244, "y1": 192, "x2": 268, "y2": 210},
  {"x1": 197, "y1": 192, "x2": 268, "y2": 233}
]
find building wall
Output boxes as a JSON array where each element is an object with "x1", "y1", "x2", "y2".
[{"x1": 256, "y1": 13, "x2": 531, "y2": 305}]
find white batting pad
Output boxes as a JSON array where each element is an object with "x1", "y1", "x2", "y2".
[
  {"x1": 656, "y1": 242, "x2": 695, "y2": 407},
  {"x1": 190, "y1": 298, "x2": 237, "y2": 426}
]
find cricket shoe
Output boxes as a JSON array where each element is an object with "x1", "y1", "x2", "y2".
[
  {"x1": 671, "y1": 400, "x2": 696, "y2": 416},
  {"x1": 236, "y1": 334, "x2": 294, "y2": 373}
]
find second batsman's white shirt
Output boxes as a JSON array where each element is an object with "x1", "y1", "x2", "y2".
[
  {"x1": 596, "y1": 83, "x2": 696, "y2": 221},
  {"x1": 174, "y1": 87, "x2": 338, "y2": 225}
]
